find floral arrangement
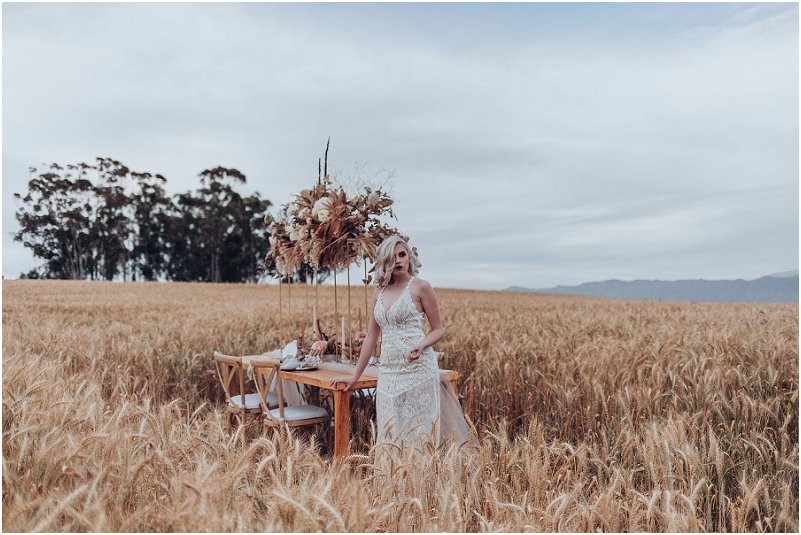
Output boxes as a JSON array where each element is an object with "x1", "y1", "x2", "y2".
[
  {"x1": 264, "y1": 174, "x2": 398, "y2": 277},
  {"x1": 313, "y1": 320, "x2": 340, "y2": 356},
  {"x1": 262, "y1": 144, "x2": 402, "y2": 362},
  {"x1": 264, "y1": 212, "x2": 298, "y2": 276},
  {"x1": 308, "y1": 339, "x2": 328, "y2": 357}
]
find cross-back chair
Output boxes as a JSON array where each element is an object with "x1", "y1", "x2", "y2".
[
  {"x1": 213, "y1": 351, "x2": 280, "y2": 432},
  {"x1": 250, "y1": 359, "x2": 330, "y2": 433}
]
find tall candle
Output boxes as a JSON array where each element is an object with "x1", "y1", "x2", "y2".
[
  {"x1": 312, "y1": 305, "x2": 317, "y2": 337},
  {"x1": 341, "y1": 316, "x2": 346, "y2": 360},
  {"x1": 358, "y1": 306, "x2": 363, "y2": 332},
  {"x1": 300, "y1": 323, "x2": 305, "y2": 348}
]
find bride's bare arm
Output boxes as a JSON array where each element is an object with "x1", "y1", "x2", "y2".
[
  {"x1": 408, "y1": 280, "x2": 444, "y2": 361},
  {"x1": 330, "y1": 290, "x2": 381, "y2": 391}
]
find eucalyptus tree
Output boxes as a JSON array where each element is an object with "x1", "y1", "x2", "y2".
[
  {"x1": 130, "y1": 171, "x2": 173, "y2": 280},
  {"x1": 229, "y1": 192, "x2": 272, "y2": 283},
  {"x1": 15, "y1": 158, "x2": 147, "y2": 280},
  {"x1": 13, "y1": 163, "x2": 97, "y2": 279},
  {"x1": 166, "y1": 190, "x2": 206, "y2": 281},
  {"x1": 198, "y1": 166, "x2": 246, "y2": 283},
  {"x1": 92, "y1": 157, "x2": 136, "y2": 280},
  {"x1": 14, "y1": 158, "x2": 275, "y2": 283}
]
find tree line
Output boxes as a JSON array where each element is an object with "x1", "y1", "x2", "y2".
[{"x1": 13, "y1": 157, "x2": 273, "y2": 282}]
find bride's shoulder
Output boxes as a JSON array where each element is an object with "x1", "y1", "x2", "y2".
[{"x1": 412, "y1": 277, "x2": 433, "y2": 292}]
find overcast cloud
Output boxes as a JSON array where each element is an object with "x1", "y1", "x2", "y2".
[{"x1": 3, "y1": 3, "x2": 798, "y2": 289}]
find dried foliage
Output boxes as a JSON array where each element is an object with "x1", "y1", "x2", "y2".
[
  {"x1": 264, "y1": 175, "x2": 397, "y2": 276},
  {"x1": 3, "y1": 280, "x2": 798, "y2": 532}
]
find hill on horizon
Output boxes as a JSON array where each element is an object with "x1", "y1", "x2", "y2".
[{"x1": 508, "y1": 271, "x2": 799, "y2": 303}]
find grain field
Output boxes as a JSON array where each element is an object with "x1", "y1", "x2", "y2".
[{"x1": 2, "y1": 280, "x2": 797, "y2": 531}]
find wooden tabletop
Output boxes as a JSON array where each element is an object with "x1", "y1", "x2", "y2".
[
  {"x1": 242, "y1": 358, "x2": 459, "y2": 391},
  {"x1": 277, "y1": 362, "x2": 459, "y2": 391},
  {"x1": 282, "y1": 366, "x2": 378, "y2": 390}
]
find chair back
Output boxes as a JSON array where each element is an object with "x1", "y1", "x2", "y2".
[
  {"x1": 251, "y1": 359, "x2": 284, "y2": 424},
  {"x1": 213, "y1": 351, "x2": 248, "y2": 408}
]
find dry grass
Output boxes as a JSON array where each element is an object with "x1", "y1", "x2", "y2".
[{"x1": 2, "y1": 280, "x2": 797, "y2": 532}]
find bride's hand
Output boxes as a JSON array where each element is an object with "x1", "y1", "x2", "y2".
[
  {"x1": 407, "y1": 345, "x2": 423, "y2": 362},
  {"x1": 330, "y1": 376, "x2": 358, "y2": 391}
]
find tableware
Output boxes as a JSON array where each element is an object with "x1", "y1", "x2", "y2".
[
  {"x1": 281, "y1": 357, "x2": 300, "y2": 371},
  {"x1": 282, "y1": 341, "x2": 298, "y2": 361}
]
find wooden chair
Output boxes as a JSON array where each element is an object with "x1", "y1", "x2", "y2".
[
  {"x1": 250, "y1": 359, "x2": 330, "y2": 432},
  {"x1": 213, "y1": 351, "x2": 279, "y2": 432}
]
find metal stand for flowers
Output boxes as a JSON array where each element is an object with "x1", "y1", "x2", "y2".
[
  {"x1": 333, "y1": 267, "x2": 338, "y2": 337},
  {"x1": 314, "y1": 267, "x2": 319, "y2": 338},
  {"x1": 305, "y1": 267, "x2": 309, "y2": 345},
  {"x1": 347, "y1": 266, "x2": 352, "y2": 363},
  {"x1": 287, "y1": 270, "x2": 292, "y2": 329},
  {"x1": 363, "y1": 259, "x2": 369, "y2": 325}
]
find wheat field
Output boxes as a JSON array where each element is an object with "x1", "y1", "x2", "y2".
[{"x1": 2, "y1": 280, "x2": 798, "y2": 532}]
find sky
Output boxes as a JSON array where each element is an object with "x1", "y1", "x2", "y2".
[{"x1": 2, "y1": 2, "x2": 798, "y2": 290}]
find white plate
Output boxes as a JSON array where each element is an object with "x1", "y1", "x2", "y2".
[
  {"x1": 280, "y1": 357, "x2": 300, "y2": 371},
  {"x1": 280, "y1": 360, "x2": 319, "y2": 372}
]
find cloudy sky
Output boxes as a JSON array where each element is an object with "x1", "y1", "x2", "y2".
[{"x1": 3, "y1": 3, "x2": 798, "y2": 290}]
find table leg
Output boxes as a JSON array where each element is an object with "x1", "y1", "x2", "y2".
[{"x1": 333, "y1": 389, "x2": 352, "y2": 457}]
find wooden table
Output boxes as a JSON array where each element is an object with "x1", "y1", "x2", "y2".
[{"x1": 279, "y1": 362, "x2": 459, "y2": 457}]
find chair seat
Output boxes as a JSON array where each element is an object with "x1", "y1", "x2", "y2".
[
  {"x1": 269, "y1": 405, "x2": 328, "y2": 422},
  {"x1": 228, "y1": 392, "x2": 279, "y2": 410}
]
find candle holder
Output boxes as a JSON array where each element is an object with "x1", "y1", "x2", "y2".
[{"x1": 339, "y1": 342, "x2": 350, "y2": 365}]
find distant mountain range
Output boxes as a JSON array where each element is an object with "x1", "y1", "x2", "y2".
[{"x1": 507, "y1": 270, "x2": 799, "y2": 303}]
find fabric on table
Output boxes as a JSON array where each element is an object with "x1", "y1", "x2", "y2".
[
  {"x1": 270, "y1": 372, "x2": 305, "y2": 407},
  {"x1": 317, "y1": 361, "x2": 379, "y2": 377}
]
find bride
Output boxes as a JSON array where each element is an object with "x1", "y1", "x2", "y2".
[{"x1": 331, "y1": 235, "x2": 470, "y2": 452}]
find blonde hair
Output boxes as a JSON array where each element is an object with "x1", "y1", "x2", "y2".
[{"x1": 374, "y1": 235, "x2": 421, "y2": 287}]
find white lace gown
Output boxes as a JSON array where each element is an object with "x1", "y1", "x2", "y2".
[{"x1": 374, "y1": 276, "x2": 469, "y2": 450}]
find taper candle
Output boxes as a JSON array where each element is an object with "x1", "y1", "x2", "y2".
[
  {"x1": 312, "y1": 305, "x2": 317, "y2": 337},
  {"x1": 341, "y1": 316, "x2": 346, "y2": 360}
]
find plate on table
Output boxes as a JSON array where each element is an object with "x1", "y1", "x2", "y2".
[
  {"x1": 280, "y1": 357, "x2": 300, "y2": 371},
  {"x1": 281, "y1": 361, "x2": 318, "y2": 372}
]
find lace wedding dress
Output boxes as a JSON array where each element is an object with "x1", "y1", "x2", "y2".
[{"x1": 374, "y1": 276, "x2": 470, "y2": 451}]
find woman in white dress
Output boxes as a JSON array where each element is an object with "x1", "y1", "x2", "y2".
[{"x1": 331, "y1": 236, "x2": 470, "y2": 452}]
